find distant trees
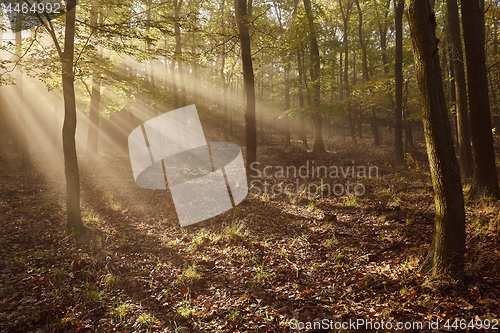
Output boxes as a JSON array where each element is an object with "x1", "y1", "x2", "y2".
[
  {"x1": 3, "y1": 0, "x2": 500, "y2": 235},
  {"x1": 407, "y1": 0, "x2": 465, "y2": 278},
  {"x1": 461, "y1": 0, "x2": 499, "y2": 196}
]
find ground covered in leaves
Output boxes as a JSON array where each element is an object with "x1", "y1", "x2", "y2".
[{"x1": 1, "y1": 132, "x2": 500, "y2": 332}]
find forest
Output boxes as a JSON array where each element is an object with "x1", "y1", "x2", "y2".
[{"x1": 0, "y1": 0, "x2": 500, "y2": 331}]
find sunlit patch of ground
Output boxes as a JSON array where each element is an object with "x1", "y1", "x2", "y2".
[{"x1": 1, "y1": 131, "x2": 499, "y2": 332}]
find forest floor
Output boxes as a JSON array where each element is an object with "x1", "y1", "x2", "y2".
[{"x1": 1, "y1": 130, "x2": 500, "y2": 333}]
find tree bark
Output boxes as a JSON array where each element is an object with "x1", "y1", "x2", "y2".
[
  {"x1": 461, "y1": 0, "x2": 499, "y2": 196},
  {"x1": 62, "y1": 0, "x2": 85, "y2": 234},
  {"x1": 394, "y1": 0, "x2": 404, "y2": 167},
  {"x1": 236, "y1": 0, "x2": 257, "y2": 179},
  {"x1": 294, "y1": 0, "x2": 308, "y2": 149},
  {"x1": 340, "y1": 0, "x2": 356, "y2": 144},
  {"x1": 174, "y1": 0, "x2": 186, "y2": 107},
  {"x1": 284, "y1": 64, "x2": 291, "y2": 146},
  {"x1": 447, "y1": 0, "x2": 473, "y2": 178},
  {"x1": 303, "y1": 0, "x2": 325, "y2": 154},
  {"x1": 407, "y1": 0, "x2": 465, "y2": 278},
  {"x1": 355, "y1": 0, "x2": 369, "y2": 82}
]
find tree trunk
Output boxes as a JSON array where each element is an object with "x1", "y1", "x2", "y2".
[
  {"x1": 284, "y1": 64, "x2": 291, "y2": 146},
  {"x1": 372, "y1": 108, "x2": 379, "y2": 146},
  {"x1": 340, "y1": 0, "x2": 356, "y2": 145},
  {"x1": 355, "y1": 0, "x2": 369, "y2": 82},
  {"x1": 174, "y1": 0, "x2": 186, "y2": 106},
  {"x1": 374, "y1": 0, "x2": 391, "y2": 73},
  {"x1": 294, "y1": 0, "x2": 308, "y2": 150},
  {"x1": 86, "y1": 3, "x2": 101, "y2": 157},
  {"x1": 303, "y1": 0, "x2": 325, "y2": 154},
  {"x1": 236, "y1": 0, "x2": 257, "y2": 179},
  {"x1": 355, "y1": 0, "x2": 367, "y2": 141},
  {"x1": 394, "y1": 0, "x2": 405, "y2": 167},
  {"x1": 461, "y1": 0, "x2": 499, "y2": 196},
  {"x1": 447, "y1": 0, "x2": 473, "y2": 178},
  {"x1": 62, "y1": 0, "x2": 85, "y2": 234},
  {"x1": 407, "y1": 0, "x2": 465, "y2": 279}
]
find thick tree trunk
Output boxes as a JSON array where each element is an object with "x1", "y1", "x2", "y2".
[
  {"x1": 86, "y1": 3, "x2": 101, "y2": 157},
  {"x1": 236, "y1": 0, "x2": 257, "y2": 179},
  {"x1": 303, "y1": 0, "x2": 325, "y2": 154},
  {"x1": 62, "y1": 0, "x2": 85, "y2": 234},
  {"x1": 447, "y1": 0, "x2": 473, "y2": 178},
  {"x1": 394, "y1": 0, "x2": 405, "y2": 167},
  {"x1": 407, "y1": 0, "x2": 465, "y2": 278},
  {"x1": 461, "y1": 0, "x2": 499, "y2": 196}
]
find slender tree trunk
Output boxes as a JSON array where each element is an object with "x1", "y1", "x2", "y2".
[
  {"x1": 340, "y1": 0, "x2": 356, "y2": 144},
  {"x1": 86, "y1": 3, "x2": 101, "y2": 157},
  {"x1": 236, "y1": 0, "x2": 257, "y2": 179},
  {"x1": 407, "y1": 0, "x2": 465, "y2": 278},
  {"x1": 294, "y1": 0, "x2": 308, "y2": 149},
  {"x1": 372, "y1": 108, "x2": 379, "y2": 146},
  {"x1": 191, "y1": 45, "x2": 198, "y2": 99},
  {"x1": 284, "y1": 64, "x2": 291, "y2": 146},
  {"x1": 62, "y1": 0, "x2": 85, "y2": 234},
  {"x1": 220, "y1": 0, "x2": 228, "y2": 139},
  {"x1": 303, "y1": 0, "x2": 325, "y2": 154},
  {"x1": 394, "y1": 0, "x2": 405, "y2": 167},
  {"x1": 355, "y1": 0, "x2": 369, "y2": 82},
  {"x1": 374, "y1": 0, "x2": 390, "y2": 73},
  {"x1": 461, "y1": 0, "x2": 499, "y2": 196},
  {"x1": 448, "y1": 41, "x2": 459, "y2": 143},
  {"x1": 447, "y1": 0, "x2": 473, "y2": 178},
  {"x1": 174, "y1": 0, "x2": 186, "y2": 106},
  {"x1": 355, "y1": 0, "x2": 367, "y2": 141}
]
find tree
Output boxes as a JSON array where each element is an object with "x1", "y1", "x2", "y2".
[
  {"x1": 394, "y1": 0, "x2": 404, "y2": 167},
  {"x1": 339, "y1": 0, "x2": 356, "y2": 144},
  {"x1": 461, "y1": 0, "x2": 499, "y2": 196},
  {"x1": 236, "y1": 0, "x2": 257, "y2": 179},
  {"x1": 446, "y1": 0, "x2": 473, "y2": 178},
  {"x1": 407, "y1": 0, "x2": 465, "y2": 278},
  {"x1": 303, "y1": 0, "x2": 326, "y2": 154},
  {"x1": 293, "y1": 0, "x2": 308, "y2": 150},
  {"x1": 37, "y1": 0, "x2": 85, "y2": 234}
]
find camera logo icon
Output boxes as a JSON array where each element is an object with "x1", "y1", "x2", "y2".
[{"x1": 128, "y1": 105, "x2": 248, "y2": 226}]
